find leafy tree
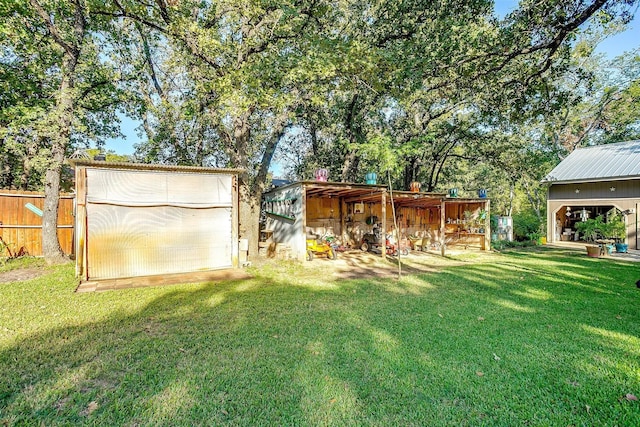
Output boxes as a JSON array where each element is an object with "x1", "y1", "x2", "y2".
[
  {"x1": 277, "y1": 0, "x2": 638, "y2": 194},
  {"x1": 1, "y1": 0, "x2": 127, "y2": 263},
  {"x1": 99, "y1": 0, "x2": 342, "y2": 254}
]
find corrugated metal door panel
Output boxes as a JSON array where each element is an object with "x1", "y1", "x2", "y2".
[
  {"x1": 86, "y1": 169, "x2": 233, "y2": 206},
  {"x1": 165, "y1": 172, "x2": 232, "y2": 205},
  {"x1": 87, "y1": 168, "x2": 167, "y2": 205},
  {"x1": 86, "y1": 204, "x2": 232, "y2": 280}
]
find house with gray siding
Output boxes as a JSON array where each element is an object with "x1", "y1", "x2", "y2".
[{"x1": 542, "y1": 140, "x2": 640, "y2": 249}]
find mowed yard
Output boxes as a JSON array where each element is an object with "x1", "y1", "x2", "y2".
[{"x1": 0, "y1": 248, "x2": 638, "y2": 426}]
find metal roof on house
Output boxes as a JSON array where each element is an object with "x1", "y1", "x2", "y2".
[{"x1": 542, "y1": 140, "x2": 640, "y2": 184}]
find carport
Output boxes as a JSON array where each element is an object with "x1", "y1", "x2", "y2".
[{"x1": 262, "y1": 181, "x2": 490, "y2": 261}]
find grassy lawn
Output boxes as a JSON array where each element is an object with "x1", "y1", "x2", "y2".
[{"x1": 0, "y1": 248, "x2": 639, "y2": 426}]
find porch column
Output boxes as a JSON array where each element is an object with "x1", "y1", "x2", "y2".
[
  {"x1": 547, "y1": 200, "x2": 554, "y2": 244},
  {"x1": 340, "y1": 197, "x2": 346, "y2": 246},
  {"x1": 301, "y1": 185, "x2": 308, "y2": 261}
]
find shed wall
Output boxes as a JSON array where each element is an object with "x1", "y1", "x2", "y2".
[
  {"x1": 81, "y1": 168, "x2": 236, "y2": 280},
  {"x1": 264, "y1": 185, "x2": 305, "y2": 260}
]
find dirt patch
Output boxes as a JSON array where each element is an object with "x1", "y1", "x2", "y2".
[
  {"x1": 0, "y1": 267, "x2": 48, "y2": 284},
  {"x1": 299, "y1": 249, "x2": 473, "y2": 280}
]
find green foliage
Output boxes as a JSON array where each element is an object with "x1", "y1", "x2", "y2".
[
  {"x1": 575, "y1": 215, "x2": 606, "y2": 242},
  {"x1": 575, "y1": 212, "x2": 626, "y2": 243},
  {"x1": 601, "y1": 211, "x2": 627, "y2": 241},
  {"x1": 513, "y1": 211, "x2": 544, "y2": 241},
  {"x1": 0, "y1": 0, "x2": 125, "y2": 191}
]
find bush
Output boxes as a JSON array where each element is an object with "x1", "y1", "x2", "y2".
[{"x1": 513, "y1": 212, "x2": 543, "y2": 241}]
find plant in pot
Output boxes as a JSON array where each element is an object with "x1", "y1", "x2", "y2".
[
  {"x1": 575, "y1": 216, "x2": 603, "y2": 257},
  {"x1": 603, "y1": 211, "x2": 627, "y2": 253}
]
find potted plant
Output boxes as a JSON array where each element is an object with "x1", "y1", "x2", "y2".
[
  {"x1": 575, "y1": 216, "x2": 603, "y2": 257},
  {"x1": 603, "y1": 211, "x2": 627, "y2": 253}
]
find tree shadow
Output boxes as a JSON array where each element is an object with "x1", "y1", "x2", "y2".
[{"x1": 1, "y1": 250, "x2": 638, "y2": 425}]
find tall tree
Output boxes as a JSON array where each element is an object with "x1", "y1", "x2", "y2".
[
  {"x1": 1, "y1": 0, "x2": 125, "y2": 263},
  {"x1": 276, "y1": 0, "x2": 638, "y2": 193},
  {"x1": 101, "y1": 0, "x2": 338, "y2": 255},
  {"x1": 0, "y1": 0, "x2": 91, "y2": 263}
]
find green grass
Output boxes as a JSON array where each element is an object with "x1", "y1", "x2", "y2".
[{"x1": 0, "y1": 248, "x2": 639, "y2": 426}]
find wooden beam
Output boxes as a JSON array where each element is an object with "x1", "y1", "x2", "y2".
[
  {"x1": 301, "y1": 184, "x2": 308, "y2": 261},
  {"x1": 231, "y1": 174, "x2": 239, "y2": 267},
  {"x1": 340, "y1": 197, "x2": 347, "y2": 246},
  {"x1": 75, "y1": 166, "x2": 88, "y2": 281}
]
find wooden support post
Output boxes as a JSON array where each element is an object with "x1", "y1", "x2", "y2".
[
  {"x1": 484, "y1": 199, "x2": 491, "y2": 251},
  {"x1": 440, "y1": 198, "x2": 446, "y2": 256},
  {"x1": 381, "y1": 190, "x2": 387, "y2": 258},
  {"x1": 75, "y1": 166, "x2": 88, "y2": 281},
  {"x1": 301, "y1": 185, "x2": 308, "y2": 261},
  {"x1": 340, "y1": 197, "x2": 347, "y2": 246},
  {"x1": 231, "y1": 174, "x2": 239, "y2": 267}
]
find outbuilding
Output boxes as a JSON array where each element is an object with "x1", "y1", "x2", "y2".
[
  {"x1": 72, "y1": 161, "x2": 242, "y2": 284},
  {"x1": 543, "y1": 140, "x2": 640, "y2": 249},
  {"x1": 261, "y1": 180, "x2": 490, "y2": 261}
]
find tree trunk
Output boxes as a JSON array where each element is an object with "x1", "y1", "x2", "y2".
[
  {"x1": 31, "y1": 0, "x2": 85, "y2": 263},
  {"x1": 42, "y1": 145, "x2": 66, "y2": 264},
  {"x1": 238, "y1": 181, "x2": 261, "y2": 260},
  {"x1": 42, "y1": 56, "x2": 79, "y2": 264}
]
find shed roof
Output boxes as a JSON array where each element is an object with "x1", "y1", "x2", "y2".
[
  {"x1": 70, "y1": 159, "x2": 243, "y2": 174},
  {"x1": 264, "y1": 180, "x2": 484, "y2": 208},
  {"x1": 542, "y1": 140, "x2": 640, "y2": 184}
]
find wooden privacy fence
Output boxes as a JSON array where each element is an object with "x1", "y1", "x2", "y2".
[{"x1": 0, "y1": 190, "x2": 74, "y2": 257}]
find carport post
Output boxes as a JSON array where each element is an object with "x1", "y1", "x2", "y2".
[
  {"x1": 340, "y1": 197, "x2": 347, "y2": 245},
  {"x1": 440, "y1": 198, "x2": 446, "y2": 256},
  {"x1": 381, "y1": 190, "x2": 387, "y2": 258},
  {"x1": 484, "y1": 199, "x2": 491, "y2": 251}
]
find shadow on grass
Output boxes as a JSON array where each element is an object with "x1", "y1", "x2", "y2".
[{"x1": 0, "y1": 249, "x2": 639, "y2": 425}]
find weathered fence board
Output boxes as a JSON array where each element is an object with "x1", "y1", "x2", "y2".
[{"x1": 0, "y1": 190, "x2": 74, "y2": 256}]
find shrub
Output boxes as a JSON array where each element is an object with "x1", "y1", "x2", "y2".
[{"x1": 513, "y1": 211, "x2": 543, "y2": 241}]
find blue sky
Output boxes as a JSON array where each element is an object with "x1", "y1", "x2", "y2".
[{"x1": 103, "y1": 1, "x2": 640, "y2": 156}]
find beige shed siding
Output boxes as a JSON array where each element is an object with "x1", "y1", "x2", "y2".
[
  {"x1": 84, "y1": 168, "x2": 234, "y2": 280},
  {"x1": 86, "y1": 168, "x2": 232, "y2": 207},
  {"x1": 548, "y1": 179, "x2": 640, "y2": 200},
  {"x1": 264, "y1": 185, "x2": 305, "y2": 260}
]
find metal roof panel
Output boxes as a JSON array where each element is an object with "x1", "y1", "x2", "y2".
[{"x1": 542, "y1": 140, "x2": 640, "y2": 183}]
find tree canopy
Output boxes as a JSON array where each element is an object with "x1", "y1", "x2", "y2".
[{"x1": 1, "y1": 0, "x2": 638, "y2": 259}]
